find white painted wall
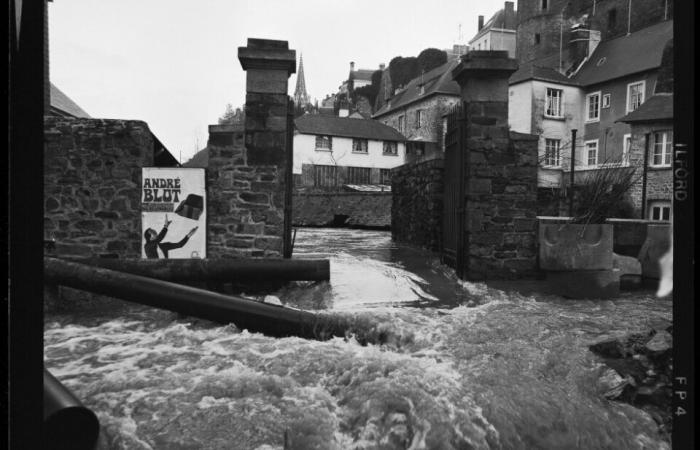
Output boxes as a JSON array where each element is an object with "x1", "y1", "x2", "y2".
[
  {"x1": 469, "y1": 29, "x2": 516, "y2": 57},
  {"x1": 508, "y1": 82, "x2": 533, "y2": 133},
  {"x1": 532, "y1": 80, "x2": 585, "y2": 167},
  {"x1": 293, "y1": 133, "x2": 406, "y2": 174}
]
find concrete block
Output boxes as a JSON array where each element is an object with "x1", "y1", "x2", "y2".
[
  {"x1": 539, "y1": 223, "x2": 613, "y2": 270},
  {"x1": 637, "y1": 223, "x2": 671, "y2": 279},
  {"x1": 547, "y1": 269, "x2": 621, "y2": 299}
]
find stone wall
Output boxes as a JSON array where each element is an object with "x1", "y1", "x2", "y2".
[
  {"x1": 293, "y1": 192, "x2": 392, "y2": 228},
  {"x1": 391, "y1": 158, "x2": 445, "y2": 251},
  {"x1": 203, "y1": 38, "x2": 296, "y2": 259},
  {"x1": 206, "y1": 124, "x2": 286, "y2": 258},
  {"x1": 465, "y1": 126, "x2": 540, "y2": 279},
  {"x1": 44, "y1": 117, "x2": 154, "y2": 258}
]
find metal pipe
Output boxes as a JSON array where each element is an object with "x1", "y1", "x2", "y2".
[
  {"x1": 44, "y1": 257, "x2": 345, "y2": 340},
  {"x1": 60, "y1": 257, "x2": 330, "y2": 282},
  {"x1": 641, "y1": 133, "x2": 650, "y2": 219},
  {"x1": 569, "y1": 129, "x2": 577, "y2": 217},
  {"x1": 44, "y1": 369, "x2": 100, "y2": 450}
]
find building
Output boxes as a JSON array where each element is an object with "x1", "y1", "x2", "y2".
[
  {"x1": 293, "y1": 114, "x2": 406, "y2": 188},
  {"x1": 619, "y1": 91, "x2": 673, "y2": 221},
  {"x1": 515, "y1": 0, "x2": 673, "y2": 73},
  {"x1": 468, "y1": 1, "x2": 517, "y2": 57},
  {"x1": 508, "y1": 19, "x2": 673, "y2": 206},
  {"x1": 293, "y1": 54, "x2": 310, "y2": 108},
  {"x1": 372, "y1": 58, "x2": 462, "y2": 161}
]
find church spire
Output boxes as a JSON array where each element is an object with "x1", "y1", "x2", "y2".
[{"x1": 293, "y1": 54, "x2": 310, "y2": 107}]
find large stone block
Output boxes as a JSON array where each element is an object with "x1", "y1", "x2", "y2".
[{"x1": 539, "y1": 223, "x2": 613, "y2": 270}]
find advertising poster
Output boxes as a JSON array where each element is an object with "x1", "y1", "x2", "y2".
[{"x1": 141, "y1": 167, "x2": 206, "y2": 259}]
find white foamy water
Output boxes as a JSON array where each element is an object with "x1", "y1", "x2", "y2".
[{"x1": 44, "y1": 228, "x2": 672, "y2": 449}]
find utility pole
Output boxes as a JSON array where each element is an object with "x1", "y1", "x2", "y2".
[{"x1": 569, "y1": 129, "x2": 577, "y2": 217}]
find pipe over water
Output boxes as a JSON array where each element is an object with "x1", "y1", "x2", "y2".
[{"x1": 44, "y1": 257, "x2": 346, "y2": 340}]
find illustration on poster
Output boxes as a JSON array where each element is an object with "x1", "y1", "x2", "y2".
[{"x1": 143, "y1": 214, "x2": 198, "y2": 259}]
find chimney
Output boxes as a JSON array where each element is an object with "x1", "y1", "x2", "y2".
[
  {"x1": 350, "y1": 61, "x2": 355, "y2": 71},
  {"x1": 568, "y1": 24, "x2": 600, "y2": 67},
  {"x1": 478, "y1": 15, "x2": 484, "y2": 30},
  {"x1": 379, "y1": 63, "x2": 386, "y2": 70},
  {"x1": 505, "y1": 1, "x2": 514, "y2": 14}
]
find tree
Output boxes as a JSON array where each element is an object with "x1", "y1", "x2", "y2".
[
  {"x1": 389, "y1": 56, "x2": 419, "y2": 89},
  {"x1": 218, "y1": 103, "x2": 244, "y2": 125},
  {"x1": 417, "y1": 48, "x2": 447, "y2": 73}
]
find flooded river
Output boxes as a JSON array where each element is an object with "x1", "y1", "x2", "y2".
[{"x1": 44, "y1": 228, "x2": 672, "y2": 449}]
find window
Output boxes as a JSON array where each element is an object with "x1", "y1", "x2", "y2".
[
  {"x1": 383, "y1": 141, "x2": 398, "y2": 155},
  {"x1": 586, "y1": 92, "x2": 601, "y2": 121},
  {"x1": 544, "y1": 139, "x2": 561, "y2": 166},
  {"x1": 315, "y1": 135, "x2": 332, "y2": 151},
  {"x1": 608, "y1": 9, "x2": 617, "y2": 29},
  {"x1": 652, "y1": 131, "x2": 672, "y2": 166},
  {"x1": 380, "y1": 169, "x2": 391, "y2": 185},
  {"x1": 398, "y1": 115, "x2": 405, "y2": 133},
  {"x1": 649, "y1": 201, "x2": 671, "y2": 221},
  {"x1": 347, "y1": 166, "x2": 371, "y2": 184},
  {"x1": 415, "y1": 110, "x2": 424, "y2": 128},
  {"x1": 352, "y1": 139, "x2": 368, "y2": 153},
  {"x1": 407, "y1": 142, "x2": 425, "y2": 156},
  {"x1": 545, "y1": 88, "x2": 563, "y2": 117},
  {"x1": 627, "y1": 81, "x2": 645, "y2": 112},
  {"x1": 602, "y1": 93, "x2": 611, "y2": 108},
  {"x1": 534, "y1": 33, "x2": 541, "y2": 45},
  {"x1": 585, "y1": 140, "x2": 598, "y2": 166},
  {"x1": 623, "y1": 134, "x2": 631, "y2": 165},
  {"x1": 541, "y1": 0, "x2": 548, "y2": 10}
]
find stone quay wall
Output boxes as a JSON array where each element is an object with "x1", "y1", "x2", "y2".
[
  {"x1": 43, "y1": 117, "x2": 154, "y2": 258},
  {"x1": 293, "y1": 192, "x2": 392, "y2": 228},
  {"x1": 390, "y1": 158, "x2": 445, "y2": 251}
]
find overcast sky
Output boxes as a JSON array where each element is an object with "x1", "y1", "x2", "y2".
[{"x1": 49, "y1": 0, "x2": 507, "y2": 162}]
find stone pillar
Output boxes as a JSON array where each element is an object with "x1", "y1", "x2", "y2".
[
  {"x1": 452, "y1": 51, "x2": 539, "y2": 279},
  {"x1": 206, "y1": 39, "x2": 295, "y2": 258}
]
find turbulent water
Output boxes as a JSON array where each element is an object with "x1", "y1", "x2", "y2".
[{"x1": 44, "y1": 228, "x2": 672, "y2": 450}]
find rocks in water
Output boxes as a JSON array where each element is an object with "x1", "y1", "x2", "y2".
[{"x1": 590, "y1": 327, "x2": 673, "y2": 440}]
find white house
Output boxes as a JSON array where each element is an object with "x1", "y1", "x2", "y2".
[
  {"x1": 294, "y1": 114, "x2": 406, "y2": 188},
  {"x1": 468, "y1": 1, "x2": 517, "y2": 57}
]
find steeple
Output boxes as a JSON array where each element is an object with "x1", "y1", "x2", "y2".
[{"x1": 293, "y1": 54, "x2": 310, "y2": 107}]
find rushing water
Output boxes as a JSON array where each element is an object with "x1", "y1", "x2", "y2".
[{"x1": 44, "y1": 228, "x2": 672, "y2": 449}]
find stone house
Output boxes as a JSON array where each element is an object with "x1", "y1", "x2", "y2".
[
  {"x1": 372, "y1": 58, "x2": 462, "y2": 161},
  {"x1": 293, "y1": 114, "x2": 406, "y2": 188},
  {"x1": 508, "y1": 19, "x2": 672, "y2": 204},
  {"x1": 618, "y1": 92, "x2": 673, "y2": 220},
  {"x1": 468, "y1": 1, "x2": 517, "y2": 57}
]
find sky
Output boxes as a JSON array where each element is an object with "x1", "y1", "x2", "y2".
[{"x1": 49, "y1": 0, "x2": 507, "y2": 163}]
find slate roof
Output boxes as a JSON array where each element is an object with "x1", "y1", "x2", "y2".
[
  {"x1": 295, "y1": 114, "x2": 406, "y2": 141},
  {"x1": 509, "y1": 62, "x2": 580, "y2": 86},
  {"x1": 350, "y1": 69, "x2": 375, "y2": 81},
  {"x1": 572, "y1": 20, "x2": 673, "y2": 86},
  {"x1": 372, "y1": 58, "x2": 461, "y2": 117},
  {"x1": 50, "y1": 83, "x2": 91, "y2": 118},
  {"x1": 183, "y1": 147, "x2": 209, "y2": 168},
  {"x1": 469, "y1": 4, "x2": 517, "y2": 43},
  {"x1": 617, "y1": 93, "x2": 673, "y2": 123}
]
